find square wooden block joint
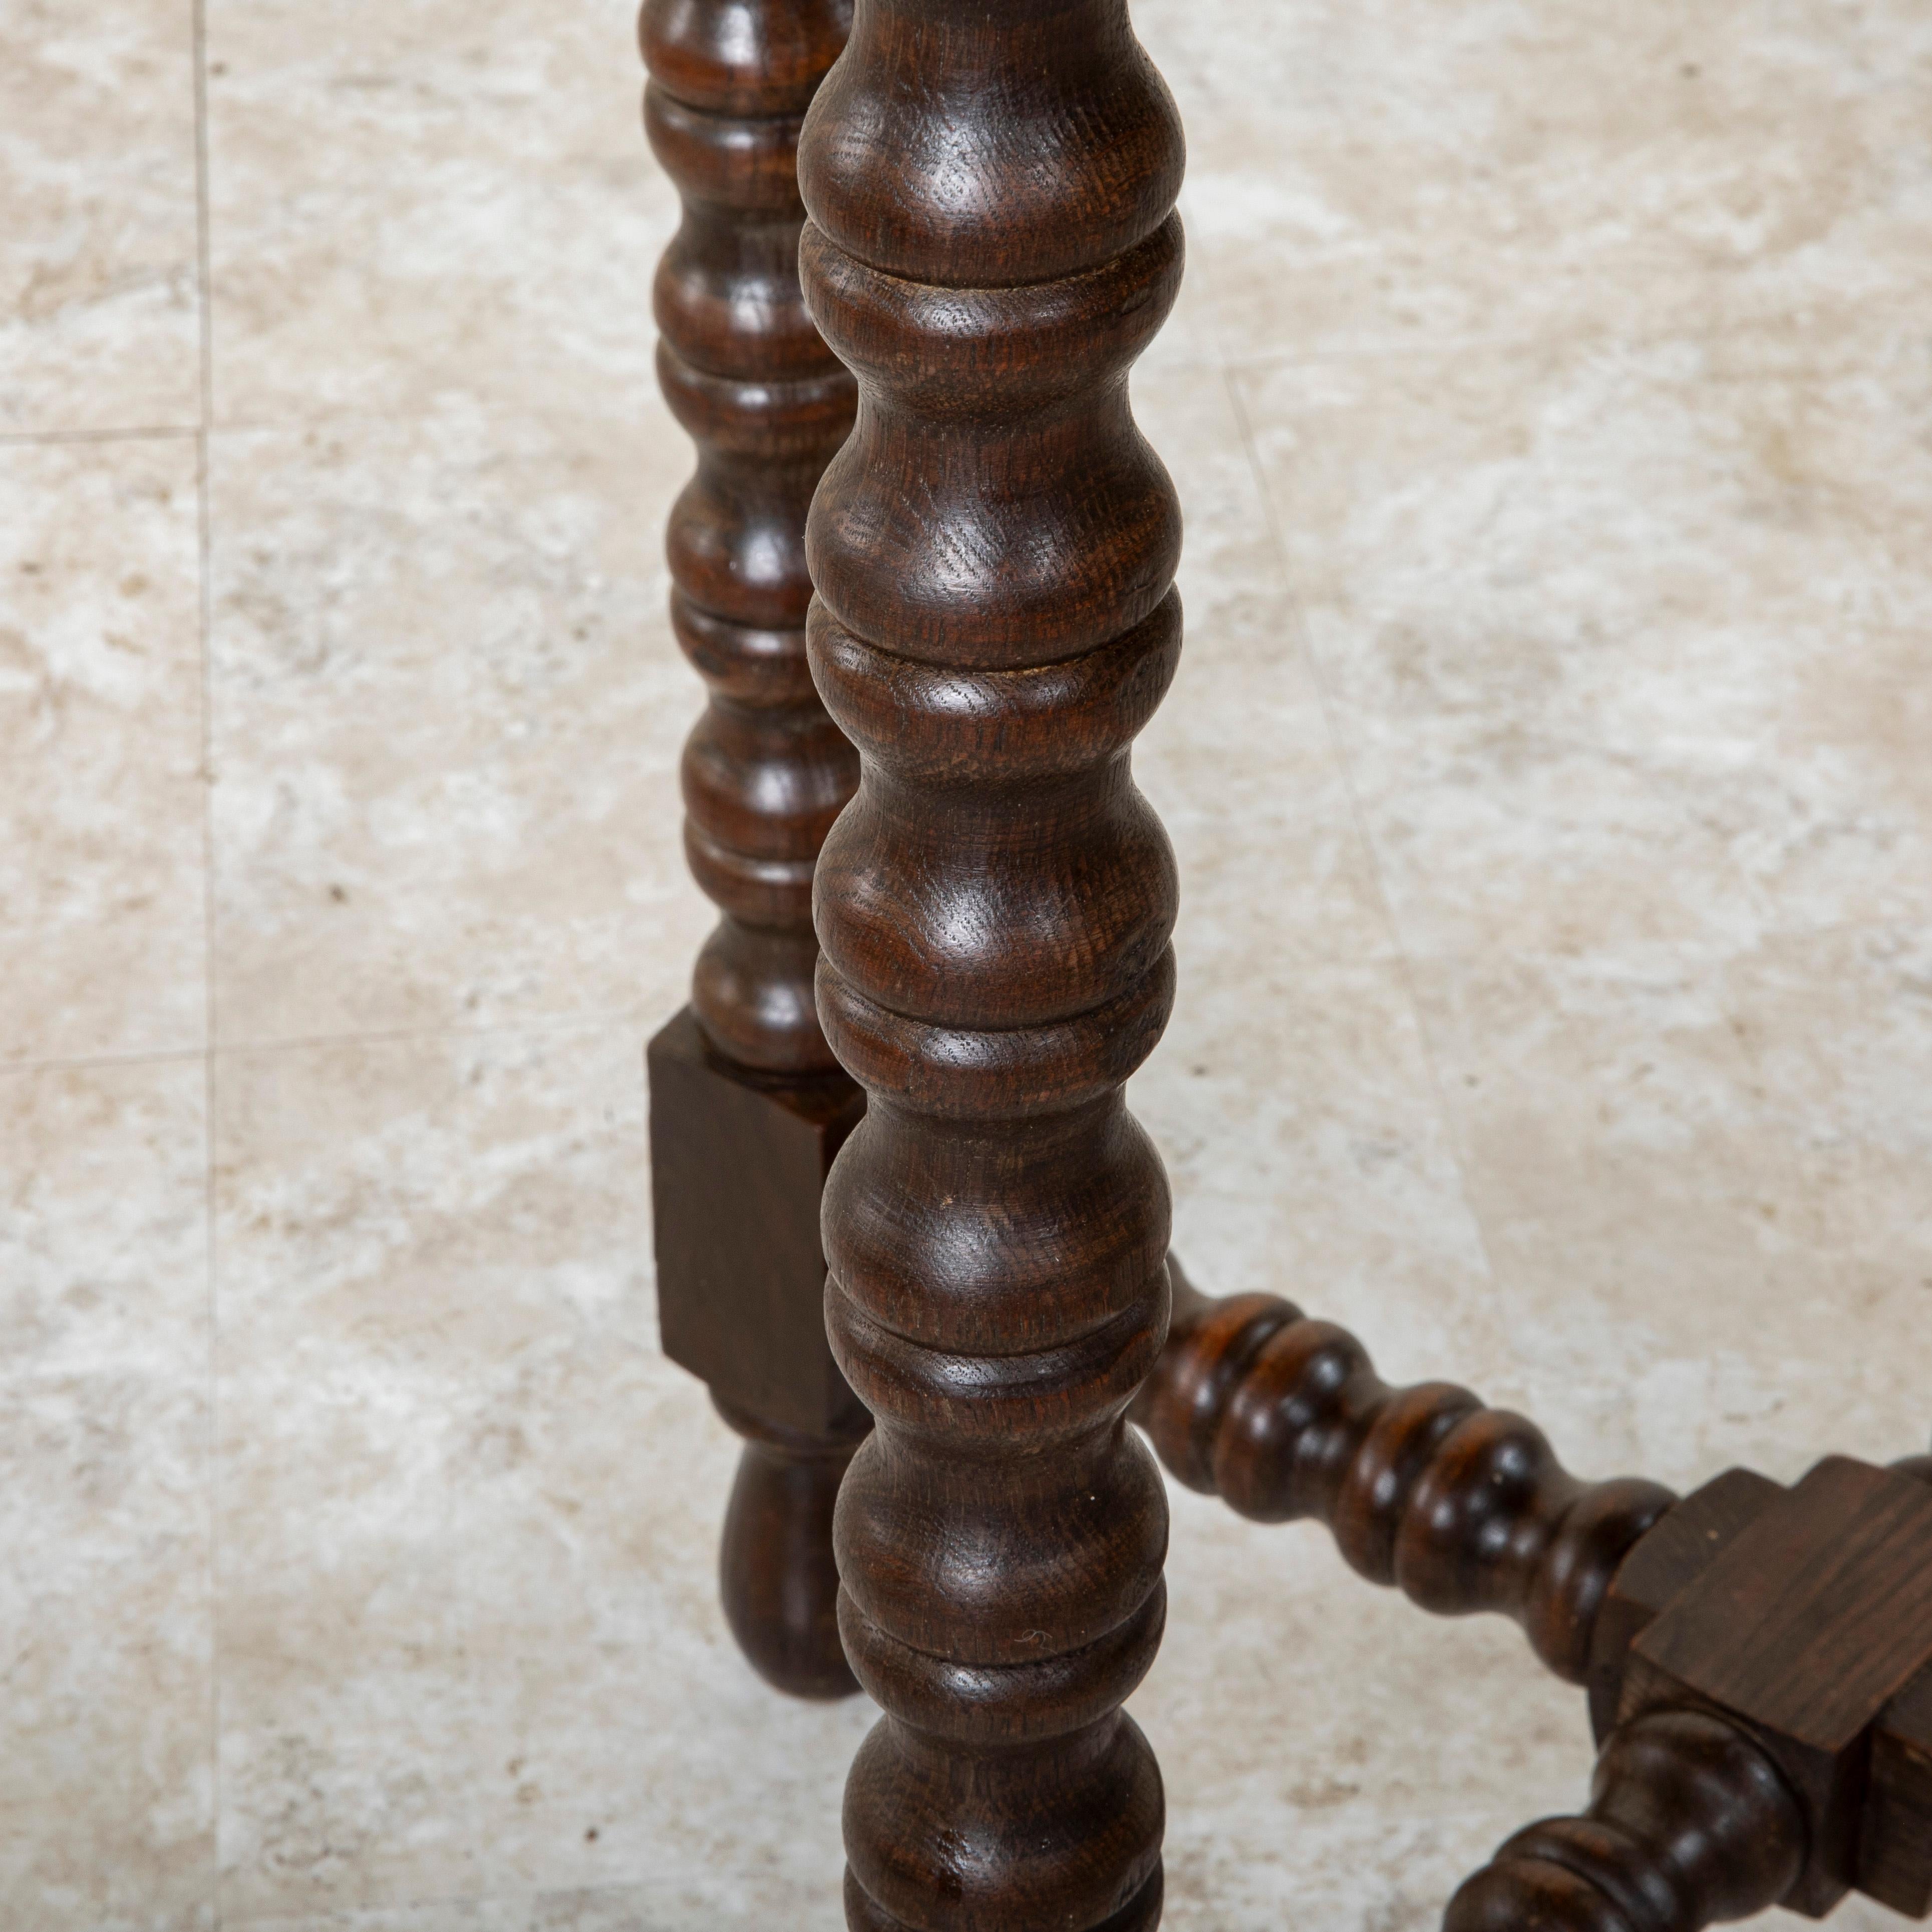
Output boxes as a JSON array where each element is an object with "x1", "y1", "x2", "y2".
[
  {"x1": 1619, "y1": 1456, "x2": 1932, "y2": 1917},
  {"x1": 648, "y1": 1007, "x2": 868, "y2": 1439},
  {"x1": 1588, "y1": 1465, "x2": 1784, "y2": 1744}
]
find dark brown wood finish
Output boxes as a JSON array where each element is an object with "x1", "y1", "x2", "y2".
[
  {"x1": 641, "y1": 0, "x2": 864, "y2": 1699},
  {"x1": 643, "y1": 0, "x2": 856, "y2": 1070},
  {"x1": 1453, "y1": 1452, "x2": 1932, "y2": 1929},
  {"x1": 796, "y1": 1, "x2": 1187, "y2": 1922},
  {"x1": 647, "y1": 1014, "x2": 866, "y2": 1695},
  {"x1": 1143, "y1": 1279, "x2": 1932, "y2": 1922},
  {"x1": 637, "y1": 3, "x2": 1932, "y2": 1907},
  {"x1": 1446, "y1": 1709, "x2": 1808, "y2": 1932},
  {"x1": 1868, "y1": 1664, "x2": 1932, "y2": 1919},
  {"x1": 1132, "y1": 1266, "x2": 1677, "y2": 1683},
  {"x1": 1584, "y1": 1466, "x2": 1784, "y2": 1740},
  {"x1": 1617, "y1": 1456, "x2": 1932, "y2": 1914}
]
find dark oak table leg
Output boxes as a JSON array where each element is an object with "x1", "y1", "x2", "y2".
[
  {"x1": 1446, "y1": 1710, "x2": 1807, "y2": 1932},
  {"x1": 640, "y1": 0, "x2": 866, "y2": 1701},
  {"x1": 798, "y1": 0, "x2": 1187, "y2": 1921}
]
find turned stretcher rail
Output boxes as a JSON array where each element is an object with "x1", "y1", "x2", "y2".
[
  {"x1": 1130, "y1": 1263, "x2": 1678, "y2": 1684},
  {"x1": 1138, "y1": 1268, "x2": 1932, "y2": 1931}
]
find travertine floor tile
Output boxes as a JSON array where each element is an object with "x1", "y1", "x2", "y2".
[
  {"x1": 0, "y1": 1056, "x2": 214, "y2": 1930},
  {"x1": 1138, "y1": 947, "x2": 1501, "y2": 1391},
  {"x1": 1409, "y1": 949, "x2": 1816, "y2": 1477},
  {"x1": 1131, "y1": 365, "x2": 1498, "y2": 1368},
  {"x1": 213, "y1": 1024, "x2": 866, "y2": 1926},
  {"x1": 1138, "y1": 0, "x2": 1932, "y2": 371},
  {"x1": 0, "y1": 0, "x2": 201, "y2": 434},
  {"x1": 6, "y1": 0, "x2": 1925, "y2": 1922},
  {"x1": 1714, "y1": 922, "x2": 1932, "y2": 1465},
  {"x1": 203, "y1": 0, "x2": 675, "y2": 427},
  {"x1": 1387, "y1": 923, "x2": 1932, "y2": 1483},
  {"x1": 222, "y1": 1881, "x2": 789, "y2": 1930},
  {"x1": 1134, "y1": 361, "x2": 1398, "y2": 985},
  {"x1": 207, "y1": 407, "x2": 702, "y2": 1046},
  {"x1": 1234, "y1": 333, "x2": 1932, "y2": 966},
  {"x1": 1148, "y1": 1494, "x2": 1588, "y2": 1932},
  {"x1": 0, "y1": 436, "x2": 207, "y2": 1065}
]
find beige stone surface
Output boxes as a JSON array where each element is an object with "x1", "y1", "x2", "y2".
[
  {"x1": 210, "y1": 1026, "x2": 865, "y2": 1925},
  {"x1": 1145, "y1": 0, "x2": 1932, "y2": 373},
  {"x1": 0, "y1": 435, "x2": 208, "y2": 1065},
  {"x1": 5, "y1": 0, "x2": 1929, "y2": 1926},
  {"x1": 0, "y1": 0, "x2": 201, "y2": 434},
  {"x1": 202, "y1": 0, "x2": 676, "y2": 426},
  {"x1": 0, "y1": 1057, "x2": 214, "y2": 1930},
  {"x1": 206, "y1": 407, "x2": 699, "y2": 1047}
]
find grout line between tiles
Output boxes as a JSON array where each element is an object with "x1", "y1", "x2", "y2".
[
  {"x1": 205, "y1": 1002, "x2": 659, "y2": 1062},
  {"x1": 3, "y1": 1003, "x2": 667, "y2": 1078},
  {"x1": 217, "y1": 1874, "x2": 753, "y2": 1932},
  {"x1": 1211, "y1": 317, "x2": 1897, "y2": 388},
  {"x1": 0, "y1": 424, "x2": 201, "y2": 448},
  {"x1": 1218, "y1": 363, "x2": 1512, "y2": 1336},
  {"x1": 0, "y1": 1044, "x2": 212, "y2": 1079},
  {"x1": 190, "y1": 0, "x2": 222, "y2": 1920}
]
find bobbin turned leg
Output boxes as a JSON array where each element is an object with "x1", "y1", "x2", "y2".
[
  {"x1": 1446, "y1": 1711, "x2": 1807, "y2": 1932},
  {"x1": 798, "y1": 0, "x2": 1187, "y2": 1920},
  {"x1": 640, "y1": 0, "x2": 864, "y2": 1700}
]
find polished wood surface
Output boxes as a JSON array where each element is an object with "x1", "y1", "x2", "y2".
[
  {"x1": 1868, "y1": 1663, "x2": 1932, "y2": 1919},
  {"x1": 649, "y1": 1013, "x2": 864, "y2": 1434},
  {"x1": 1454, "y1": 1450, "x2": 1932, "y2": 1927},
  {"x1": 797, "y1": 0, "x2": 1187, "y2": 1921},
  {"x1": 642, "y1": 0, "x2": 856, "y2": 1074},
  {"x1": 1142, "y1": 1276, "x2": 1932, "y2": 1923},
  {"x1": 1616, "y1": 1455, "x2": 1932, "y2": 1915},
  {"x1": 1132, "y1": 1265, "x2": 1676, "y2": 1683},
  {"x1": 646, "y1": 1013, "x2": 867, "y2": 1698},
  {"x1": 636, "y1": 1, "x2": 1932, "y2": 1909},
  {"x1": 714, "y1": 1396, "x2": 863, "y2": 1703},
  {"x1": 641, "y1": 0, "x2": 865, "y2": 1701},
  {"x1": 1446, "y1": 1709, "x2": 1807, "y2": 1932},
  {"x1": 1584, "y1": 1465, "x2": 1782, "y2": 1737}
]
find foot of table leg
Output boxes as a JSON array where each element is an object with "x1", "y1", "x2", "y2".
[
  {"x1": 717, "y1": 1405, "x2": 866, "y2": 1700},
  {"x1": 649, "y1": 1009, "x2": 870, "y2": 1699}
]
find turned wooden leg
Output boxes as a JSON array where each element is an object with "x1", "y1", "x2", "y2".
[
  {"x1": 1445, "y1": 1710, "x2": 1807, "y2": 1932},
  {"x1": 640, "y1": 0, "x2": 866, "y2": 1701},
  {"x1": 714, "y1": 1397, "x2": 859, "y2": 1702},
  {"x1": 798, "y1": 2, "x2": 1186, "y2": 1921}
]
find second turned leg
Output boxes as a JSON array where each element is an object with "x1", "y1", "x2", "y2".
[
  {"x1": 641, "y1": 0, "x2": 864, "y2": 1700},
  {"x1": 715, "y1": 1401, "x2": 862, "y2": 1702}
]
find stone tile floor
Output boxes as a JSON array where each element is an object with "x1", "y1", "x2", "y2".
[{"x1": 3, "y1": 0, "x2": 1928, "y2": 1926}]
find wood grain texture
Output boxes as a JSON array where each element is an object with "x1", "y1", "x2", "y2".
[
  {"x1": 641, "y1": 0, "x2": 865, "y2": 1702},
  {"x1": 1872, "y1": 1454, "x2": 1932, "y2": 1914},
  {"x1": 647, "y1": 1011, "x2": 868, "y2": 1699},
  {"x1": 643, "y1": 0, "x2": 857, "y2": 1073},
  {"x1": 1131, "y1": 1266, "x2": 1676, "y2": 1684},
  {"x1": 798, "y1": 2, "x2": 1186, "y2": 1922},
  {"x1": 715, "y1": 1397, "x2": 865, "y2": 1702},
  {"x1": 1620, "y1": 1455, "x2": 1932, "y2": 1913},
  {"x1": 1867, "y1": 1664, "x2": 1932, "y2": 1917},
  {"x1": 1445, "y1": 1709, "x2": 1806, "y2": 1932},
  {"x1": 648, "y1": 1012, "x2": 866, "y2": 1440},
  {"x1": 1585, "y1": 1467, "x2": 1783, "y2": 1741}
]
